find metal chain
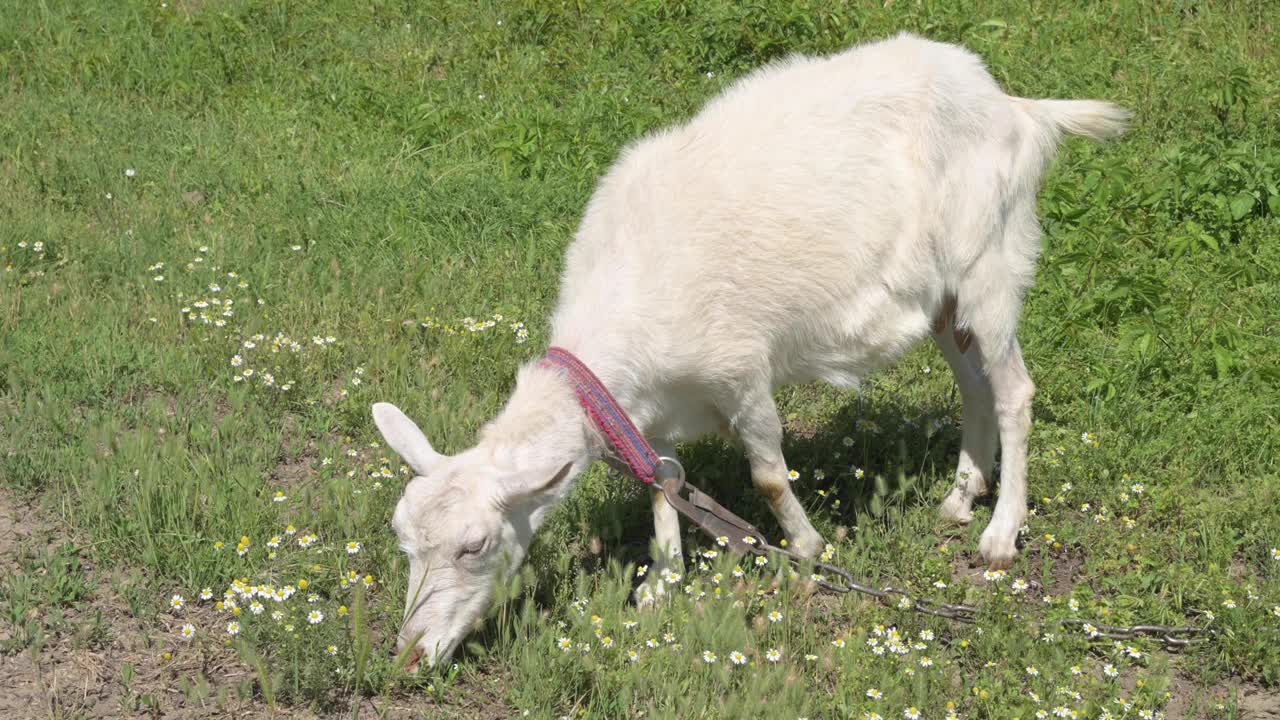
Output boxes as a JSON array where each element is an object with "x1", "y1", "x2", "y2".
[
  {"x1": 765, "y1": 541, "x2": 1215, "y2": 649},
  {"x1": 1051, "y1": 618, "x2": 1215, "y2": 648},
  {"x1": 656, "y1": 468, "x2": 1216, "y2": 651},
  {"x1": 760, "y1": 541, "x2": 982, "y2": 624}
]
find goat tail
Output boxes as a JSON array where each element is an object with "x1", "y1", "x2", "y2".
[{"x1": 1018, "y1": 98, "x2": 1132, "y2": 141}]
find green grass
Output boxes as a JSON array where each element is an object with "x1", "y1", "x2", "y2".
[{"x1": 2, "y1": 0, "x2": 1279, "y2": 717}]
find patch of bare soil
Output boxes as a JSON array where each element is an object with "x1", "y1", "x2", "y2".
[
  {"x1": 1042, "y1": 550, "x2": 1085, "y2": 598},
  {"x1": 0, "y1": 485, "x2": 510, "y2": 718},
  {"x1": 944, "y1": 539, "x2": 1087, "y2": 597},
  {"x1": 0, "y1": 487, "x2": 280, "y2": 718},
  {"x1": 1161, "y1": 665, "x2": 1280, "y2": 720},
  {"x1": 0, "y1": 484, "x2": 34, "y2": 568},
  {"x1": 947, "y1": 546, "x2": 989, "y2": 585},
  {"x1": 1238, "y1": 683, "x2": 1280, "y2": 720},
  {"x1": 272, "y1": 416, "x2": 351, "y2": 490},
  {"x1": 273, "y1": 453, "x2": 315, "y2": 488}
]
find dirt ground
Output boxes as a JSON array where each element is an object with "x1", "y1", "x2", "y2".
[
  {"x1": 1163, "y1": 670, "x2": 1280, "y2": 720},
  {"x1": 0, "y1": 485, "x2": 519, "y2": 719},
  {"x1": 0, "y1": 486, "x2": 329, "y2": 718}
]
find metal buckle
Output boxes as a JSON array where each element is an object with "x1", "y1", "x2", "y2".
[{"x1": 655, "y1": 456, "x2": 686, "y2": 492}]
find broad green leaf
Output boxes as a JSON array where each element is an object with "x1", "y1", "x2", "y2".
[{"x1": 1228, "y1": 192, "x2": 1255, "y2": 221}]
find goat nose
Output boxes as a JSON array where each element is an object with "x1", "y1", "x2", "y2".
[{"x1": 402, "y1": 646, "x2": 423, "y2": 673}]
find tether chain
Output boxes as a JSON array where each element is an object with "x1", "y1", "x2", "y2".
[{"x1": 653, "y1": 466, "x2": 1216, "y2": 651}]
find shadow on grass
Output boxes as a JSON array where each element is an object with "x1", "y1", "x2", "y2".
[{"x1": 555, "y1": 388, "x2": 993, "y2": 597}]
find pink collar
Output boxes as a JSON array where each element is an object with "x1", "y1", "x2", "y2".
[{"x1": 538, "y1": 347, "x2": 661, "y2": 484}]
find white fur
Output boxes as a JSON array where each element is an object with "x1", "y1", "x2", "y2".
[{"x1": 375, "y1": 32, "x2": 1129, "y2": 668}]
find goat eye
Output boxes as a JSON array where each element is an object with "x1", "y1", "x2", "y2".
[{"x1": 457, "y1": 538, "x2": 486, "y2": 559}]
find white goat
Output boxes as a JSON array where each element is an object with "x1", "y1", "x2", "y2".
[{"x1": 373, "y1": 32, "x2": 1129, "y2": 668}]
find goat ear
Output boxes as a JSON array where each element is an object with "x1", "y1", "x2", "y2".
[
  {"x1": 504, "y1": 461, "x2": 576, "y2": 506},
  {"x1": 371, "y1": 402, "x2": 444, "y2": 476}
]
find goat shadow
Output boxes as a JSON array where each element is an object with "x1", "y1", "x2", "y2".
[{"x1": 561, "y1": 375, "x2": 1059, "y2": 587}]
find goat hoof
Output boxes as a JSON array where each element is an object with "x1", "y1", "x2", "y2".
[
  {"x1": 978, "y1": 526, "x2": 1018, "y2": 569},
  {"x1": 788, "y1": 533, "x2": 825, "y2": 560},
  {"x1": 939, "y1": 491, "x2": 974, "y2": 525},
  {"x1": 633, "y1": 581, "x2": 670, "y2": 610}
]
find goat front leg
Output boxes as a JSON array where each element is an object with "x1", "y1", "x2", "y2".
[
  {"x1": 634, "y1": 441, "x2": 683, "y2": 607},
  {"x1": 728, "y1": 392, "x2": 825, "y2": 559}
]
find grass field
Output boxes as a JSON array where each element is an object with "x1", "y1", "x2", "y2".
[{"x1": 2, "y1": 0, "x2": 1279, "y2": 717}]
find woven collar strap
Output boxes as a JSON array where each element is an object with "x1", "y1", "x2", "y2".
[{"x1": 539, "y1": 346, "x2": 661, "y2": 484}]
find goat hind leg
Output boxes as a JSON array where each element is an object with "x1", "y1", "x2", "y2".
[
  {"x1": 976, "y1": 338, "x2": 1034, "y2": 569},
  {"x1": 934, "y1": 316, "x2": 998, "y2": 525},
  {"x1": 953, "y1": 255, "x2": 1035, "y2": 568}
]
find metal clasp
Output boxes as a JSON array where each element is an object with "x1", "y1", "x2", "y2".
[{"x1": 655, "y1": 455, "x2": 686, "y2": 493}]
